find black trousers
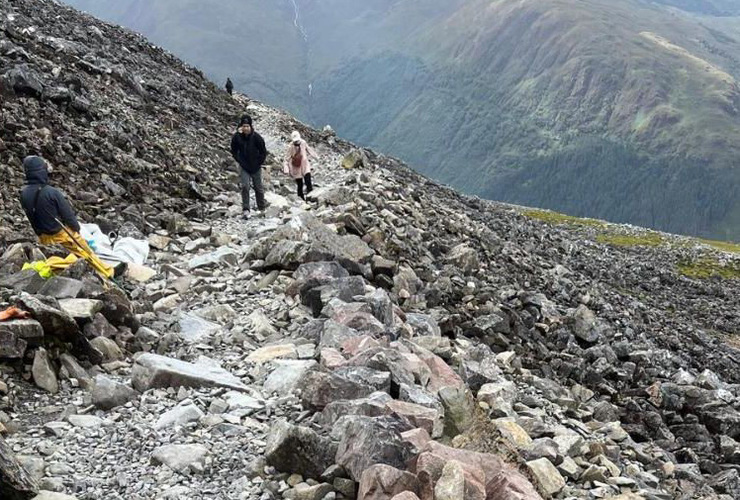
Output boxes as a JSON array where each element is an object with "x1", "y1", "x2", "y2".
[{"x1": 296, "y1": 173, "x2": 313, "y2": 199}]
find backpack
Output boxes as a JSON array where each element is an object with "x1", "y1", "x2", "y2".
[{"x1": 291, "y1": 143, "x2": 303, "y2": 168}]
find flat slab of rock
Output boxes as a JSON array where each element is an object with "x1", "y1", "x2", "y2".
[
  {"x1": 154, "y1": 403, "x2": 204, "y2": 430},
  {"x1": 263, "y1": 360, "x2": 318, "y2": 395},
  {"x1": 67, "y1": 415, "x2": 104, "y2": 429},
  {"x1": 132, "y1": 353, "x2": 248, "y2": 392},
  {"x1": 125, "y1": 263, "x2": 157, "y2": 283},
  {"x1": 58, "y1": 299, "x2": 103, "y2": 321},
  {"x1": 178, "y1": 313, "x2": 221, "y2": 343},
  {"x1": 32, "y1": 493, "x2": 78, "y2": 500},
  {"x1": 151, "y1": 444, "x2": 208, "y2": 473},
  {"x1": 152, "y1": 294, "x2": 180, "y2": 312},
  {"x1": 247, "y1": 344, "x2": 298, "y2": 363},
  {"x1": 188, "y1": 247, "x2": 239, "y2": 270},
  {"x1": 193, "y1": 304, "x2": 237, "y2": 324},
  {"x1": 38, "y1": 277, "x2": 83, "y2": 299}
]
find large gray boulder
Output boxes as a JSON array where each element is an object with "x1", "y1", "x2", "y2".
[
  {"x1": 37, "y1": 277, "x2": 83, "y2": 299},
  {"x1": 17, "y1": 293, "x2": 78, "y2": 341},
  {"x1": 57, "y1": 299, "x2": 103, "y2": 321},
  {"x1": 334, "y1": 416, "x2": 413, "y2": 481},
  {"x1": 296, "y1": 369, "x2": 376, "y2": 409},
  {"x1": 91, "y1": 375, "x2": 138, "y2": 410},
  {"x1": 32, "y1": 348, "x2": 58, "y2": 394},
  {"x1": 300, "y1": 276, "x2": 366, "y2": 317},
  {"x1": 264, "y1": 419, "x2": 337, "y2": 479},
  {"x1": 0, "y1": 435, "x2": 39, "y2": 500},
  {"x1": 263, "y1": 360, "x2": 318, "y2": 396},
  {"x1": 0, "y1": 326, "x2": 28, "y2": 359},
  {"x1": 1, "y1": 319, "x2": 44, "y2": 348}
]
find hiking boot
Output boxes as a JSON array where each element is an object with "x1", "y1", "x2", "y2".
[{"x1": 242, "y1": 210, "x2": 251, "y2": 220}]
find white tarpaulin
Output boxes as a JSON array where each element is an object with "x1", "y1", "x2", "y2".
[{"x1": 80, "y1": 223, "x2": 150, "y2": 266}]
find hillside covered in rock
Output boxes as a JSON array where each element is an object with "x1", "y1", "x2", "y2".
[
  {"x1": 66, "y1": 0, "x2": 740, "y2": 240},
  {"x1": 2, "y1": 1, "x2": 740, "y2": 500}
]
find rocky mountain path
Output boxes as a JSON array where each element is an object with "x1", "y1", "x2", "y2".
[
  {"x1": 2, "y1": 101, "x2": 353, "y2": 500},
  {"x1": 4, "y1": 1, "x2": 740, "y2": 497},
  {"x1": 5, "y1": 94, "x2": 740, "y2": 498}
]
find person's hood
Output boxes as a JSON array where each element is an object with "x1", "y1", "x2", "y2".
[
  {"x1": 23, "y1": 156, "x2": 49, "y2": 184},
  {"x1": 237, "y1": 114, "x2": 253, "y2": 132}
]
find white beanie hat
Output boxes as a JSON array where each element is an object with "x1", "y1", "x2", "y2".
[{"x1": 291, "y1": 131, "x2": 301, "y2": 142}]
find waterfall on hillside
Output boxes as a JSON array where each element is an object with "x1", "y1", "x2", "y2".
[
  {"x1": 289, "y1": 0, "x2": 313, "y2": 101},
  {"x1": 290, "y1": 0, "x2": 308, "y2": 43}
]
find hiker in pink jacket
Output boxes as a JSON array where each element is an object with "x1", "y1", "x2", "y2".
[{"x1": 284, "y1": 131, "x2": 319, "y2": 200}]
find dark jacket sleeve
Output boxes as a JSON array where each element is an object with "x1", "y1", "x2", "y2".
[
  {"x1": 53, "y1": 190, "x2": 81, "y2": 232},
  {"x1": 257, "y1": 134, "x2": 268, "y2": 166},
  {"x1": 230, "y1": 134, "x2": 239, "y2": 160}
]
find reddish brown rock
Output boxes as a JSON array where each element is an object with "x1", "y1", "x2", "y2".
[
  {"x1": 410, "y1": 442, "x2": 541, "y2": 500},
  {"x1": 385, "y1": 400, "x2": 442, "y2": 438},
  {"x1": 401, "y1": 428, "x2": 432, "y2": 453},
  {"x1": 342, "y1": 335, "x2": 384, "y2": 357},
  {"x1": 358, "y1": 464, "x2": 420, "y2": 500},
  {"x1": 390, "y1": 493, "x2": 421, "y2": 500},
  {"x1": 320, "y1": 348, "x2": 347, "y2": 369}
]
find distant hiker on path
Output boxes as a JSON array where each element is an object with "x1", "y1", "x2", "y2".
[
  {"x1": 284, "y1": 131, "x2": 319, "y2": 200},
  {"x1": 19, "y1": 156, "x2": 114, "y2": 278},
  {"x1": 230, "y1": 115, "x2": 267, "y2": 218},
  {"x1": 225, "y1": 77, "x2": 234, "y2": 95}
]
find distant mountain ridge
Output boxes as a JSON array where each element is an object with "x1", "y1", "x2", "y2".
[{"x1": 65, "y1": 0, "x2": 740, "y2": 239}]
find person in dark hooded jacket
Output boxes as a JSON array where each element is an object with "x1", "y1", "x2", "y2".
[
  {"x1": 19, "y1": 155, "x2": 114, "y2": 278},
  {"x1": 225, "y1": 78, "x2": 234, "y2": 95},
  {"x1": 230, "y1": 115, "x2": 267, "y2": 218},
  {"x1": 20, "y1": 156, "x2": 80, "y2": 235}
]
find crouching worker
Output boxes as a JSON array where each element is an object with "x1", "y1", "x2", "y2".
[{"x1": 19, "y1": 156, "x2": 114, "y2": 279}]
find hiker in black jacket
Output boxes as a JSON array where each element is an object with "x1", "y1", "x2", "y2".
[
  {"x1": 20, "y1": 156, "x2": 80, "y2": 235},
  {"x1": 230, "y1": 115, "x2": 267, "y2": 218},
  {"x1": 225, "y1": 77, "x2": 234, "y2": 96}
]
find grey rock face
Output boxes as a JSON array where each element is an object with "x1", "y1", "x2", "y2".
[
  {"x1": 91, "y1": 375, "x2": 138, "y2": 410},
  {"x1": 37, "y1": 277, "x2": 83, "y2": 299},
  {"x1": 335, "y1": 416, "x2": 413, "y2": 481},
  {"x1": 296, "y1": 370, "x2": 377, "y2": 409},
  {"x1": 17, "y1": 294, "x2": 78, "y2": 341},
  {"x1": 265, "y1": 419, "x2": 338, "y2": 479},
  {"x1": 0, "y1": 435, "x2": 39, "y2": 500},
  {"x1": 32, "y1": 348, "x2": 58, "y2": 394}
]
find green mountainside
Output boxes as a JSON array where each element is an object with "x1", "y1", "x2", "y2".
[{"x1": 64, "y1": 0, "x2": 740, "y2": 239}]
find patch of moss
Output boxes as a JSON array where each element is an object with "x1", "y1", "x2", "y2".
[
  {"x1": 522, "y1": 209, "x2": 606, "y2": 227},
  {"x1": 698, "y1": 238, "x2": 740, "y2": 254},
  {"x1": 677, "y1": 257, "x2": 740, "y2": 279},
  {"x1": 596, "y1": 232, "x2": 664, "y2": 247}
]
